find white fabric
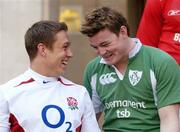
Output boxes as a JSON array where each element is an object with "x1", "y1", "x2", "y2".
[{"x1": 0, "y1": 69, "x2": 100, "y2": 132}]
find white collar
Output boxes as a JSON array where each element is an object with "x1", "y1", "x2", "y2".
[{"x1": 25, "y1": 68, "x2": 58, "y2": 84}]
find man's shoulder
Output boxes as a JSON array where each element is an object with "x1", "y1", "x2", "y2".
[
  {"x1": 88, "y1": 56, "x2": 101, "y2": 65},
  {"x1": 59, "y1": 76, "x2": 87, "y2": 91},
  {"x1": 142, "y1": 45, "x2": 178, "y2": 70},
  {"x1": 0, "y1": 71, "x2": 30, "y2": 91},
  {"x1": 142, "y1": 45, "x2": 174, "y2": 60},
  {"x1": 86, "y1": 56, "x2": 105, "y2": 71}
]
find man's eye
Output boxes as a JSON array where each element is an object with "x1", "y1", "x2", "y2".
[
  {"x1": 63, "y1": 45, "x2": 68, "y2": 49},
  {"x1": 101, "y1": 43, "x2": 109, "y2": 47},
  {"x1": 90, "y1": 45, "x2": 97, "y2": 49},
  {"x1": 92, "y1": 46, "x2": 98, "y2": 49}
]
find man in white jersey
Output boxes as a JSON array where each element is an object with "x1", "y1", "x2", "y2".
[
  {"x1": 80, "y1": 7, "x2": 180, "y2": 131},
  {"x1": 0, "y1": 21, "x2": 100, "y2": 132}
]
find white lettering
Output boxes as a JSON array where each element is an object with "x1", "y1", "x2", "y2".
[
  {"x1": 117, "y1": 109, "x2": 130, "y2": 118},
  {"x1": 174, "y1": 33, "x2": 180, "y2": 42},
  {"x1": 99, "y1": 72, "x2": 117, "y2": 85},
  {"x1": 105, "y1": 100, "x2": 146, "y2": 109}
]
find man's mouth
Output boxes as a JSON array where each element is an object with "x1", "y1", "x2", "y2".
[
  {"x1": 103, "y1": 52, "x2": 113, "y2": 59},
  {"x1": 62, "y1": 60, "x2": 68, "y2": 65}
]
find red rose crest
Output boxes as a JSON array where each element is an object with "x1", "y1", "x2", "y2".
[{"x1": 67, "y1": 97, "x2": 78, "y2": 110}]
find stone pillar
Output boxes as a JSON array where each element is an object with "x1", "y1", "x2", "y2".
[{"x1": 0, "y1": 0, "x2": 43, "y2": 84}]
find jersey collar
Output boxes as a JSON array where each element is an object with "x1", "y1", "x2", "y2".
[{"x1": 26, "y1": 68, "x2": 58, "y2": 84}]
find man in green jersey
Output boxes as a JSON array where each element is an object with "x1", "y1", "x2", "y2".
[{"x1": 80, "y1": 7, "x2": 180, "y2": 131}]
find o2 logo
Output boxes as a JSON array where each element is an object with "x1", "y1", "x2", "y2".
[{"x1": 41, "y1": 105, "x2": 72, "y2": 132}]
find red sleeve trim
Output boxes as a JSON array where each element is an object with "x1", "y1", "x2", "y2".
[
  {"x1": 15, "y1": 78, "x2": 34, "y2": 87},
  {"x1": 9, "y1": 113, "x2": 25, "y2": 132}
]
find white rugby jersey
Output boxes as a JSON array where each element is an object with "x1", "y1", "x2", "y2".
[{"x1": 0, "y1": 69, "x2": 100, "y2": 132}]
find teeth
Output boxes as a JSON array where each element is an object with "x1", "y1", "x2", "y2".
[
  {"x1": 62, "y1": 60, "x2": 68, "y2": 65},
  {"x1": 103, "y1": 53, "x2": 112, "y2": 58}
]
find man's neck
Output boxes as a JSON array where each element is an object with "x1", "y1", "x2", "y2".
[{"x1": 115, "y1": 38, "x2": 136, "y2": 75}]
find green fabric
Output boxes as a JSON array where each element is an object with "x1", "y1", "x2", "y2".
[{"x1": 83, "y1": 45, "x2": 180, "y2": 132}]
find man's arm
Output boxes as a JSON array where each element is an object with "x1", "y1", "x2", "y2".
[
  {"x1": 137, "y1": 0, "x2": 162, "y2": 47},
  {"x1": 0, "y1": 88, "x2": 10, "y2": 132},
  {"x1": 96, "y1": 112, "x2": 102, "y2": 121},
  {"x1": 81, "y1": 90, "x2": 101, "y2": 132},
  {"x1": 158, "y1": 103, "x2": 180, "y2": 132},
  {"x1": 83, "y1": 63, "x2": 104, "y2": 120},
  {"x1": 154, "y1": 52, "x2": 180, "y2": 132}
]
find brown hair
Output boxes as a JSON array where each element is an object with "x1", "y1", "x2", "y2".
[
  {"x1": 25, "y1": 20, "x2": 68, "y2": 61},
  {"x1": 81, "y1": 7, "x2": 130, "y2": 37}
]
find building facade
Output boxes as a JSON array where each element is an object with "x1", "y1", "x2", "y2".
[{"x1": 0, "y1": 0, "x2": 145, "y2": 84}]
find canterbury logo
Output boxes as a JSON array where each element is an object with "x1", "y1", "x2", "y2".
[{"x1": 99, "y1": 72, "x2": 117, "y2": 85}]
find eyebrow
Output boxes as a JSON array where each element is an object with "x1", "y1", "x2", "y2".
[
  {"x1": 99, "y1": 41, "x2": 109, "y2": 45},
  {"x1": 90, "y1": 41, "x2": 110, "y2": 49},
  {"x1": 97, "y1": 41, "x2": 110, "y2": 47},
  {"x1": 90, "y1": 40, "x2": 109, "y2": 46}
]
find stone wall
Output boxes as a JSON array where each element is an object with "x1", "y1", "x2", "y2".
[{"x1": 0, "y1": 0, "x2": 43, "y2": 84}]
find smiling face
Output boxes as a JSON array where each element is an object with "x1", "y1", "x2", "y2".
[
  {"x1": 89, "y1": 28, "x2": 130, "y2": 67},
  {"x1": 43, "y1": 30, "x2": 73, "y2": 76}
]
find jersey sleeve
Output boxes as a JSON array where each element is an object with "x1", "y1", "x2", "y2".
[
  {"x1": 83, "y1": 64, "x2": 93, "y2": 98},
  {"x1": 137, "y1": 0, "x2": 163, "y2": 47},
  {"x1": 83, "y1": 62, "x2": 104, "y2": 113},
  {"x1": 81, "y1": 90, "x2": 101, "y2": 132},
  {"x1": 0, "y1": 87, "x2": 10, "y2": 132},
  {"x1": 155, "y1": 54, "x2": 180, "y2": 109}
]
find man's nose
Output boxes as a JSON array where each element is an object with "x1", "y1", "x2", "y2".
[
  {"x1": 97, "y1": 47, "x2": 106, "y2": 56},
  {"x1": 67, "y1": 48, "x2": 73, "y2": 58}
]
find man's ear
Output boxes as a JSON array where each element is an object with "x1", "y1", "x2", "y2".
[
  {"x1": 119, "y1": 26, "x2": 128, "y2": 36},
  {"x1": 37, "y1": 43, "x2": 46, "y2": 57}
]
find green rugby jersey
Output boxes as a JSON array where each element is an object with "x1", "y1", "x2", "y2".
[{"x1": 83, "y1": 39, "x2": 180, "y2": 132}]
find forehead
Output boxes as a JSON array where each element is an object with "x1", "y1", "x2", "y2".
[
  {"x1": 89, "y1": 29, "x2": 116, "y2": 45},
  {"x1": 51, "y1": 31, "x2": 70, "y2": 48},
  {"x1": 54, "y1": 30, "x2": 69, "y2": 41}
]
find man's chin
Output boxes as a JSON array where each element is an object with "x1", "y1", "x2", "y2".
[{"x1": 57, "y1": 68, "x2": 66, "y2": 75}]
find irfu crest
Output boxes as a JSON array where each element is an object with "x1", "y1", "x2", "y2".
[{"x1": 129, "y1": 70, "x2": 142, "y2": 86}]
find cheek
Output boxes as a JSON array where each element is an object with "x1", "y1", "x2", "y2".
[
  {"x1": 54, "y1": 49, "x2": 63, "y2": 56},
  {"x1": 57, "y1": 52, "x2": 66, "y2": 60},
  {"x1": 108, "y1": 46, "x2": 118, "y2": 53},
  {"x1": 109, "y1": 46, "x2": 123, "y2": 56}
]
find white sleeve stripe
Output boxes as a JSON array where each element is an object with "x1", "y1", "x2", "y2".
[
  {"x1": 150, "y1": 69, "x2": 157, "y2": 106},
  {"x1": 90, "y1": 74, "x2": 104, "y2": 113}
]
